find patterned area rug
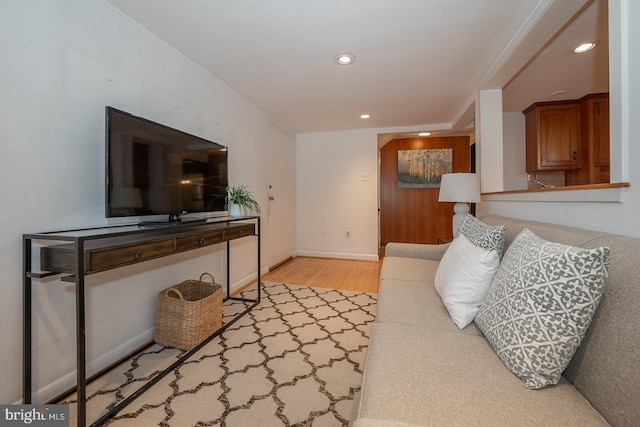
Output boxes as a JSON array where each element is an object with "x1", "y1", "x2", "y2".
[{"x1": 67, "y1": 282, "x2": 377, "y2": 426}]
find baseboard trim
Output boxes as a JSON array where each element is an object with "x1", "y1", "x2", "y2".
[
  {"x1": 294, "y1": 250, "x2": 379, "y2": 262},
  {"x1": 29, "y1": 328, "x2": 154, "y2": 404},
  {"x1": 269, "y1": 256, "x2": 293, "y2": 271}
]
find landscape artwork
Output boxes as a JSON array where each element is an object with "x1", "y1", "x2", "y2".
[{"x1": 397, "y1": 148, "x2": 453, "y2": 188}]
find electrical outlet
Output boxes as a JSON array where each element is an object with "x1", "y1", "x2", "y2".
[
  {"x1": 321, "y1": 230, "x2": 327, "y2": 238},
  {"x1": 361, "y1": 173, "x2": 369, "y2": 181},
  {"x1": 345, "y1": 229, "x2": 351, "y2": 238}
]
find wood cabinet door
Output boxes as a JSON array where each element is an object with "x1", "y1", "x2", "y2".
[
  {"x1": 526, "y1": 102, "x2": 581, "y2": 172},
  {"x1": 538, "y1": 103, "x2": 580, "y2": 170},
  {"x1": 592, "y1": 97, "x2": 610, "y2": 167}
]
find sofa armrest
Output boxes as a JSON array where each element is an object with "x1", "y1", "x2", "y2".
[{"x1": 384, "y1": 242, "x2": 450, "y2": 261}]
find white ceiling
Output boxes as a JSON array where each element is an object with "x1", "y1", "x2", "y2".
[
  {"x1": 503, "y1": 0, "x2": 608, "y2": 112},
  {"x1": 105, "y1": 0, "x2": 607, "y2": 135}
]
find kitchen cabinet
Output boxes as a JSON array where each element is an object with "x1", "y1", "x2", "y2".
[
  {"x1": 525, "y1": 101, "x2": 581, "y2": 172},
  {"x1": 566, "y1": 93, "x2": 610, "y2": 185}
]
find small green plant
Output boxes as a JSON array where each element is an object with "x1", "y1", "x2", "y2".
[{"x1": 226, "y1": 184, "x2": 260, "y2": 214}]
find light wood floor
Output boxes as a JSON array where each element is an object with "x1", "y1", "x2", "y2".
[{"x1": 262, "y1": 256, "x2": 381, "y2": 293}]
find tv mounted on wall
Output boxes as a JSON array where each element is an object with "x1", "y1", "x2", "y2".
[{"x1": 105, "y1": 107, "x2": 228, "y2": 224}]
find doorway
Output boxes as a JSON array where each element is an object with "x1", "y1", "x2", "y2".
[
  {"x1": 379, "y1": 136, "x2": 471, "y2": 246},
  {"x1": 266, "y1": 124, "x2": 295, "y2": 269}
]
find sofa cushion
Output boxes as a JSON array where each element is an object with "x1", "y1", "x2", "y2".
[
  {"x1": 377, "y1": 279, "x2": 481, "y2": 335},
  {"x1": 379, "y1": 256, "x2": 439, "y2": 284},
  {"x1": 480, "y1": 215, "x2": 608, "y2": 254},
  {"x1": 434, "y1": 234, "x2": 500, "y2": 328},
  {"x1": 384, "y1": 241, "x2": 450, "y2": 261},
  {"x1": 356, "y1": 322, "x2": 608, "y2": 426},
  {"x1": 456, "y1": 213, "x2": 506, "y2": 257},
  {"x1": 479, "y1": 216, "x2": 640, "y2": 426},
  {"x1": 475, "y1": 228, "x2": 610, "y2": 390}
]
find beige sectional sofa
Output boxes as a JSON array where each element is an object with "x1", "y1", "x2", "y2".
[{"x1": 353, "y1": 215, "x2": 640, "y2": 426}]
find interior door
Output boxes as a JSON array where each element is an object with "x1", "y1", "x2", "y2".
[
  {"x1": 379, "y1": 136, "x2": 470, "y2": 246},
  {"x1": 266, "y1": 124, "x2": 294, "y2": 269}
]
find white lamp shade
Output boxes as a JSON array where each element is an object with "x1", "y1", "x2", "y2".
[
  {"x1": 438, "y1": 173, "x2": 481, "y2": 203},
  {"x1": 438, "y1": 173, "x2": 481, "y2": 235}
]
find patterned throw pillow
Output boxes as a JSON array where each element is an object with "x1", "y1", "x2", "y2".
[
  {"x1": 455, "y1": 214, "x2": 506, "y2": 257},
  {"x1": 474, "y1": 229, "x2": 610, "y2": 389}
]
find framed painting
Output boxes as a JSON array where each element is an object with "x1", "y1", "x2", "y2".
[{"x1": 397, "y1": 148, "x2": 452, "y2": 188}]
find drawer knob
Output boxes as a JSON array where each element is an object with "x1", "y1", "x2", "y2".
[
  {"x1": 239, "y1": 230, "x2": 244, "y2": 237},
  {"x1": 134, "y1": 251, "x2": 144, "y2": 261},
  {"x1": 199, "y1": 238, "x2": 206, "y2": 246}
]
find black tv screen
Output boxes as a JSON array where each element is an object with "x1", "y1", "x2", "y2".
[{"x1": 105, "y1": 107, "x2": 228, "y2": 221}]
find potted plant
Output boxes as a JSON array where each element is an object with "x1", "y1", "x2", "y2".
[{"x1": 226, "y1": 184, "x2": 261, "y2": 217}]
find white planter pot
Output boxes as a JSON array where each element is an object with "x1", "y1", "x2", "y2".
[{"x1": 229, "y1": 204, "x2": 244, "y2": 217}]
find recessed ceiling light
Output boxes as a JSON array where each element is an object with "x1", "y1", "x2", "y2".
[
  {"x1": 418, "y1": 132, "x2": 431, "y2": 136},
  {"x1": 360, "y1": 114, "x2": 370, "y2": 119},
  {"x1": 573, "y1": 42, "x2": 597, "y2": 54},
  {"x1": 335, "y1": 53, "x2": 355, "y2": 65}
]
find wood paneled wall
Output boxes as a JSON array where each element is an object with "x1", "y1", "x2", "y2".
[{"x1": 380, "y1": 136, "x2": 471, "y2": 246}]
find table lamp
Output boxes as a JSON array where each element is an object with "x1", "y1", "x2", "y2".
[{"x1": 438, "y1": 173, "x2": 481, "y2": 235}]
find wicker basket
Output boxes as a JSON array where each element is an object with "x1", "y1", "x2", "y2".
[{"x1": 154, "y1": 273, "x2": 222, "y2": 351}]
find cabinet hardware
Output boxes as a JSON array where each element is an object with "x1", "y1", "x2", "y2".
[{"x1": 134, "y1": 251, "x2": 144, "y2": 261}]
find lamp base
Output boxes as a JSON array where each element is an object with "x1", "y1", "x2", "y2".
[{"x1": 452, "y1": 202, "x2": 470, "y2": 236}]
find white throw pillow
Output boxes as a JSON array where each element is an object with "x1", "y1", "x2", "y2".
[{"x1": 434, "y1": 234, "x2": 500, "y2": 329}]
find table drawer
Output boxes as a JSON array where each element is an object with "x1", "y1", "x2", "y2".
[
  {"x1": 226, "y1": 224, "x2": 255, "y2": 241},
  {"x1": 41, "y1": 244, "x2": 76, "y2": 274},
  {"x1": 39, "y1": 221, "x2": 257, "y2": 276},
  {"x1": 175, "y1": 230, "x2": 225, "y2": 251},
  {"x1": 88, "y1": 239, "x2": 175, "y2": 273}
]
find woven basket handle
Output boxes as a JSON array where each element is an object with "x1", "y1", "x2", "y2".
[
  {"x1": 199, "y1": 272, "x2": 216, "y2": 284},
  {"x1": 166, "y1": 288, "x2": 185, "y2": 300}
]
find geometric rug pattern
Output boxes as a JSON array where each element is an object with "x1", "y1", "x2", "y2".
[{"x1": 66, "y1": 282, "x2": 377, "y2": 426}]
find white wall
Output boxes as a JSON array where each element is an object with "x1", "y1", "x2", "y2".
[
  {"x1": 502, "y1": 112, "x2": 528, "y2": 191},
  {"x1": 296, "y1": 129, "x2": 379, "y2": 261},
  {"x1": 479, "y1": 0, "x2": 640, "y2": 238},
  {"x1": 477, "y1": 89, "x2": 504, "y2": 192},
  {"x1": 0, "y1": 0, "x2": 274, "y2": 404}
]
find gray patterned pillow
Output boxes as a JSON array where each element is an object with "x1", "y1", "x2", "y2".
[
  {"x1": 474, "y1": 228, "x2": 610, "y2": 389},
  {"x1": 455, "y1": 214, "x2": 506, "y2": 257}
]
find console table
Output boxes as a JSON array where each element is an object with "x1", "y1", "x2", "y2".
[{"x1": 23, "y1": 216, "x2": 261, "y2": 427}]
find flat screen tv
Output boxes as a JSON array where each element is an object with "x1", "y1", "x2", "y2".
[{"x1": 105, "y1": 107, "x2": 228, "y2": 223}]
